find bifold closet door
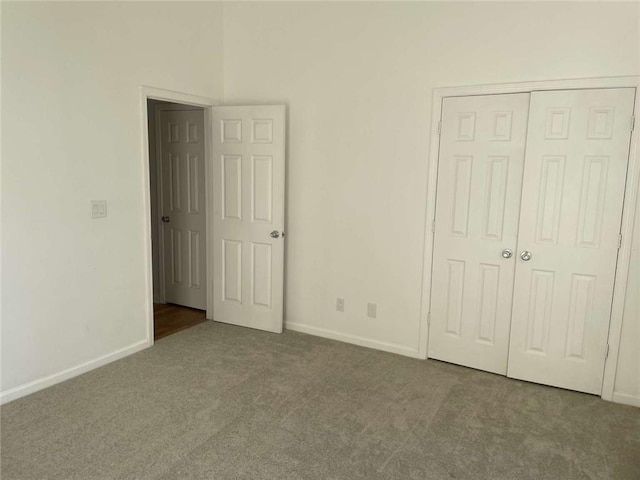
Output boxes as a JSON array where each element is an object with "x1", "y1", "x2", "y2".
[
  {"x1": 507, "y1": 88, "x2": 636, "y2": 395},
  {"x1": 428, "y1": 93, "x2": 530, "y2": 374}
]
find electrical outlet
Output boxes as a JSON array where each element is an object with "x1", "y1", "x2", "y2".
[
  {"x1": 367, "y1": 302, "x2": 377, "y2": 319},
  {"x1": 91, "y1": 200, "x2": 107, "y2": 219},
  {"x1": 336, "y1": 297, "x2": 344, "y2": 312}
]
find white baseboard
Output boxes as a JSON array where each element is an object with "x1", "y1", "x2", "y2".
[
  {"x1": 285, "y1": 322, "x2": 420, "y2": 359},
  {"x1": 612, "y1": 392, "x2": 640, "y2": 408},
  {"x1": 0, "y1": 338, "x2": 151, "y2": 405}
]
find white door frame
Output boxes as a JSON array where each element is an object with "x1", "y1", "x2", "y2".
[
  {"x1": 140, "y1": 86, "x2": 219, "y2": 346},
  {"x1": 418, "y1": 76, "x2": 640, "y2": 402}
]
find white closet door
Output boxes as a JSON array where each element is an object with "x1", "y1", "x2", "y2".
[
  {"x1": 428, "y1": 93, "x2": 530, "y2": 374},
  {"x1": 508, "y1": 88, "x2": 636, "y2": 394},
  {"x1": 160, "y1": 109, "x2": 207, "y2": 310},
  {"x1": 212, "y1": 106, "x2": 286, "y2": 334}
]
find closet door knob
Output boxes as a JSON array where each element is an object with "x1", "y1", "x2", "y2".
[
  {"x1": 501, "y1": 249, "x2": 513, "y2": 259},
  {"x1": 520, "y1": 251, "x2": 532, "y2": 261}
]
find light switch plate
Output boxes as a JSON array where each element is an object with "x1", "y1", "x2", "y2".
[
  {"x1": 91, "y1": 200, "x2": 107, "y2": 219},
  {"x1": 367, "y1": 302, "x2": 377, "y2": 319}
]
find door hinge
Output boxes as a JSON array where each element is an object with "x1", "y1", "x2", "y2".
[
  {"x1": 632, "y1": 115, "x2": 635, "y2": 132},
  {"x1": 427, "y1": 312, "x2": 431, "y2": 326},
  {"x1": 605, "y1": 344, "x2": 610, "y2": 359},
  {"x1": 437, "y1": 121, "x2": 442, "y2": 135},
  {"x1": 618, "y1": 233, "x2": 623, "y2": 250},
  {"x1": 431, "y1": 219, "x2": 436, "y2": 233}
]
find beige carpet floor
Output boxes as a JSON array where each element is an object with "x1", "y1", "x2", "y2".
[{"x1": 2, "y1": 321, "x2": 639, "y2": 480}]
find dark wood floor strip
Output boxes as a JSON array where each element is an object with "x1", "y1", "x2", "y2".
[{"x1": 154, "y1": 303, "x2": 206, "y2": 340}]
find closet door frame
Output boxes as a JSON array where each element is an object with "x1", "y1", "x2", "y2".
[{"x1": 419, "y1": 76, "x2": 640, "y2": 403}]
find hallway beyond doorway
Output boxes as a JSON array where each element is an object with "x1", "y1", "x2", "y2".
[{"x1": 154, "y1": 303, "x2": 206, "y2": 341}]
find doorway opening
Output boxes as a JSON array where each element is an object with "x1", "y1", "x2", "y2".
[
  {"x1": 147, "y1": 98, "x2": 208, "y2": 341},
  {"x1": 141, "y1": 87, "x2": 287, "y2": 344}
]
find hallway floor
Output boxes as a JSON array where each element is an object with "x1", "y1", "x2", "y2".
[{"x1": 153, "y1": 303, "x2": 206, "y2": 341}]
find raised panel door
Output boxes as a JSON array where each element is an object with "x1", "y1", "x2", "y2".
[
  {"x1": 161, "y1": 109, "x2": 206, "y2": 309},
  {"x1": 212, "y1": 106, "x2": 286, "y2": 333},
  {"x1": 507, "y1": 88, "x2": 636, "y2": 394},
  {"x1": 428, "y1": 93, "x2": 531, "y2": 374}
]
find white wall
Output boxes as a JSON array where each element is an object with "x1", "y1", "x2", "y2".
[
  {"x1": 147, "y1": 99, "x2": 170, "y2": 303},
  {"x1": 222, "y1": 2, "x2": 640, "y2": 391},
  {"x1": 1, "y1": 2, "x2": 224, "y2": 400},
  {"x1": 148, "y1": 100, "x2": 161, "y2": 302}
]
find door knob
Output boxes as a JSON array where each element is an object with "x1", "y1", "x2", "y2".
[
  {"x1": 161, "y1": 216, "x2": 170, "y2": 223},
  {"x1": 501, "y1": 249, "x2": 513, "y2": 259},
  {"x1": 520, "y1": 251, "x2": 532, "y2": 261},
  {"x1": 270, "y1": 230, "x2": 280, "y2": 239}
]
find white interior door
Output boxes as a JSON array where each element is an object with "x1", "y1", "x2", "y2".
[
  {"x1": 212, "y1": 106, "x2": 286, "y2": 333},
  {"x1": 160, "y1": 108, "x2": 206, "y2": 310},
  {"x1": 429, "y1": 93, "x2": 530, "y2": 374},
  {"x1": 507, "y1": 88, "x2": 636, "y2": 394}
]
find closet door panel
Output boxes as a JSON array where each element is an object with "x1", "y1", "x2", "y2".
[
  {"x1": 428, "y1": 93, "x2": 530, "y2": 374},
  {"x1": 508, "y1": 88, "x2": 636, "y2": 394}
]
